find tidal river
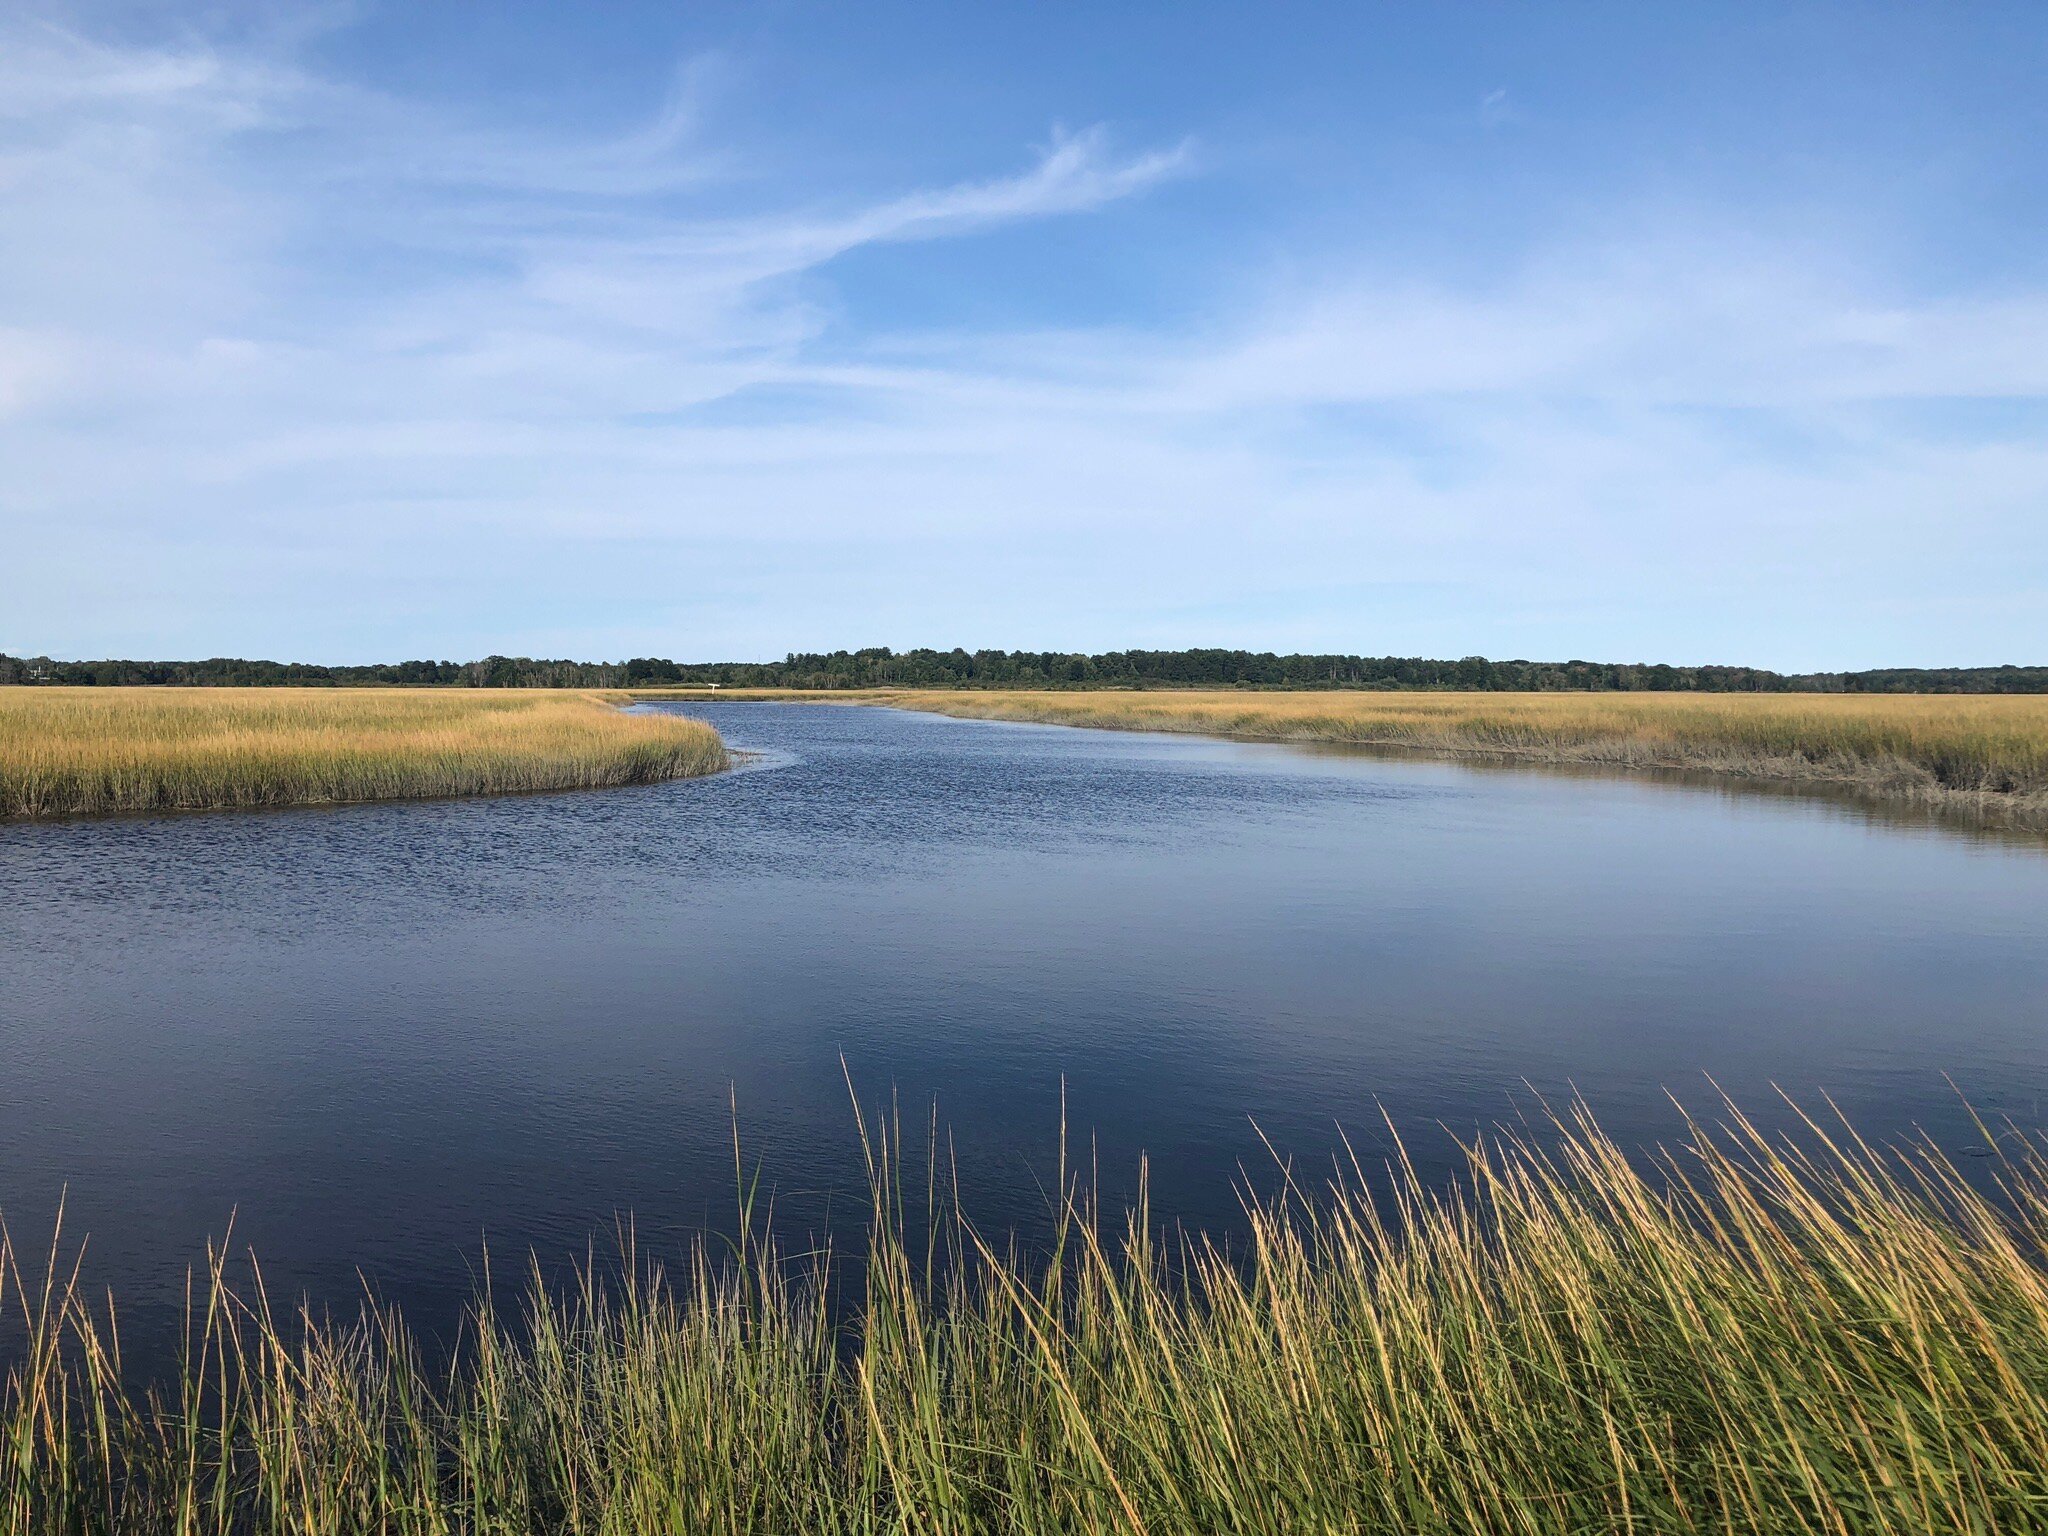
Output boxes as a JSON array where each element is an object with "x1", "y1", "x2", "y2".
[{"x1": 4, "y1": 701, "x2": 2047, "y2": 1359}]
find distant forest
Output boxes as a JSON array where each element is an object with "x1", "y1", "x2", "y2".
[{"x1": 5, "y1": 649, "x2": 2046, "y2": 693}]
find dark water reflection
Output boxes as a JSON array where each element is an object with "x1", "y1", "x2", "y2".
[{"x1": 3, "y1": 702, "x2": 2046, "y2": 1360}]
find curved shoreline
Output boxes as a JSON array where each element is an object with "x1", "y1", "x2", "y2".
[
  {"x1": 633, "y1": 687, "x2": 2048, "y2": 835},
  {"x1": 2, "y1": 688, "x2": 730, "y2": 822},
  {"x1": 916, "y1": 706, "x2": 2048, "y2": 832}
]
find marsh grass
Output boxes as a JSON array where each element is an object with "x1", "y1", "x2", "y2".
[
  {"x1": 8, "y1": 1095, "x2": 2048, "y2": 1534},
  {"x1": 0, "y1": 689, "x2": 727, "y2": 820},
  {"x1": 642, "y1": 688, "x2": 2048, "y2": 829}
]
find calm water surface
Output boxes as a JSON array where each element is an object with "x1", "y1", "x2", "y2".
[{"x1": 4, "y1": 702, "x2": 2047, "y2": 1356}]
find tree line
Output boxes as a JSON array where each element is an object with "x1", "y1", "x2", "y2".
[{"x1": 5, "y1": 648, "x2": 2045, "y2": 692}]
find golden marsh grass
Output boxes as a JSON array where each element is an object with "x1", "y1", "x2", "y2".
[
  {"x1": 0, "y1": 687, "x2": 727, "y2": 820},
  {"x1": 640, "y1": 688, "x2": 2048, "y2": 829},
  {"x1": 7, "y1": 1097, "x2": 2048, "y2": 1533}
]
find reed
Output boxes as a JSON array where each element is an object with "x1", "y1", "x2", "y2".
[
  {"x1": 0, "y1": 688, "x2": 727, "y2": 821},
  {"x1": 7, "y1": 1097, "x2": 2048, "y2": 1534},
  {"x1": 672, "y1": 687, "x2": 2048, "y2": 829}
]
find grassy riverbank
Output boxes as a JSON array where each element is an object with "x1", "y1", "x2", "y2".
[
  {"x1": 0, "y1": 688, "x2": 727, "y2": 820},
  {"x1": 7, "y1": 1102, "x2": 2048, "y2": 1533},
  {"x1": 646, "y1": 688, "x2": 2048, "y2": 829}
]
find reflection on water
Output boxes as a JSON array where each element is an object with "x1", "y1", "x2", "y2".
[
  {"x1": 2, "y1": 701, "x2": 2046, "y2": 1362},
  {"x1": 1289, "y1": 734, "x2": 2048, "y2": 850}
]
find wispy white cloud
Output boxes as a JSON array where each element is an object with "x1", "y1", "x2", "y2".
[
  {"x1": 0, "y1": 20, "x2": 301, "y2": 122},
  {"x1": 0, "y1": 10, "x2": 2043, "y2": 669}
]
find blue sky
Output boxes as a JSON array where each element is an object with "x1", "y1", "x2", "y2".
[{"x1": 3, "y1": 3, "x2": 2045, "y2": 668}]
